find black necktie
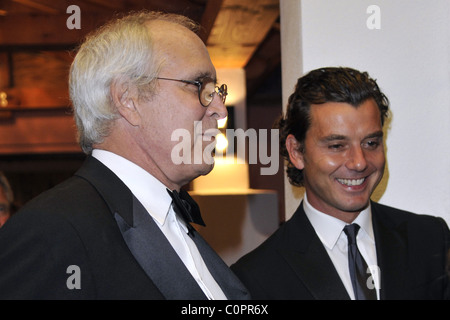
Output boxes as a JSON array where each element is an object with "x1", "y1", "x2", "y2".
[
  {"x1": 343, "y1": 224, "x2": 377, "y2": 300},
  {"x1": 167, "y1": 189, "x2": 206, "y2": 232}
]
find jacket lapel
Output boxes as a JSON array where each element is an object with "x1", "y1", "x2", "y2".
[
  {"x1": 371, "y1": 202, "x2": 408, "y2": 300},
  {"x1": 115, "y1": 197, "x2": 207, "y2": 300},
  {"x1": 75, "y1": 156, "x2": 207, "y2": 299},
  {"x1": 189, "y1": 229, "x2": 250, "y2": 300},
  {"x1": 279, "y1": 204, "x2": 350, "y2": 300}
]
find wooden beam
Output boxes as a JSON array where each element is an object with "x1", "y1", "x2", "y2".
[
  {"x1": 0, "y1": 52, "x2": 10, "y2": 88},
  {"x1": 199, "y1": 0, "x2": 223, "y2": 43},
  {"x1": 206, "y1": 0, "x2": 279, "y2": 68},
  {"x1": 0, "y1": 108, "x2": 80, "y2": 154},
  {"x1": 0, "y1": 13, "x2": 111, "y2": 46},
  {"x1": 12, "y1": 0, "x2": 59, "y2": 14},
  {"x1": 83, "y1": 0, "x2": 125, "y2": 10}
]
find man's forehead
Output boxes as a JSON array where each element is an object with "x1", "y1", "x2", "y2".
[
  {"x1": 149, "y1": 23, "x2": 216, "y2": 80},
  {"x1": 310, "y1": 101, "x2": 380, "y2": 119},
  {"x1": 145, "y1": 19, "x2": 196, "y2": 39},
  {"x1": 308, "y1": 101, "x2": 382, "y2": 132}
]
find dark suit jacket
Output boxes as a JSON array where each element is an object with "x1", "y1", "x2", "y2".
[
  {"x1": 231, "y1": 201, "x2": 450, "y2": 300},
  {"x1": 0, "y1": 156, "x2": 249, "y2": 300}
]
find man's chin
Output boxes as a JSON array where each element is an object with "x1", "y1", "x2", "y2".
[
  {"x1": 203, "y1": 162, "x2": 215, "y2": 176},
  {"x1": 194, "y1": 160, "x2": 215, "y2": 177},
  {"x1": 340, "y1": 200, "x2": 370, "y2": 214}
]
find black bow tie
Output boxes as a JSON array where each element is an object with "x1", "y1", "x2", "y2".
[{"x1": 167, "y1": 189, "x2": 206, "y2": 228}]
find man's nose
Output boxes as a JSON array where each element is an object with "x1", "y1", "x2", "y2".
[
  {"x1": 206, "y1": 93, "x2": 228, "y2": 120},
  {"x1": 346, "y1": 146, "x2": 368, "y2": 171}
]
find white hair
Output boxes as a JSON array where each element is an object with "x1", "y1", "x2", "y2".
[{"x1": 69, "y1": 11, "x2": 199, "y2": 154}]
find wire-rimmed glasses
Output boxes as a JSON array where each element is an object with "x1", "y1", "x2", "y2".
[{"x1": 156, "y1": 77, "x2": 227, "y2": 107}]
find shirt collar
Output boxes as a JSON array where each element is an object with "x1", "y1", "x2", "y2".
[
  {"x1": 352, "y1": 205, "x2": 374, "y2": 244},
  {"x1": 92, "y1": 149, "x2": 173, "y2": 226},
  {"x1": 303, "y1": 193, "x2": 374, "y2": 250}
]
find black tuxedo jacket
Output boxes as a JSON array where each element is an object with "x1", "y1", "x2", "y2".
[
  {"x1": 231, "y1": 201, "x2": 450, "y2": 300},
  {"x1": 0, "y1": 156, "x2": 249, "y2": 300}
]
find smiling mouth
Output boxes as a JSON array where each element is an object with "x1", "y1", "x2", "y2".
[{"x1": 337, "y1": 178, "x2": 366, "y2": 186}]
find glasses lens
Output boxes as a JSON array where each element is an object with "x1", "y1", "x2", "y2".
[
  {"x1": 200, "y1": 80, "x2": 215, "y2": 107},
  {"x1": 199, "y1": 79, "x2": 227, "y2": 107}
]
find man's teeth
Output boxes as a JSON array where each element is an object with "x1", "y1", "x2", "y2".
[{"x1": 337, "y1": 178, "x2": 365, "y2": 186}]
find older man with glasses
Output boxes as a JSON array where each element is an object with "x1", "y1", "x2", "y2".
[{"x1": 0, "y1": 11, "x2": 249, "y2": 300}]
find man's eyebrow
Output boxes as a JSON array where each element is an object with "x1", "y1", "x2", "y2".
[
  {"x1": 321, "y1": 134, "x2": 348, "y2": 142},
  {"x1": 320, "y1": 131, "x2": 383, "y2": 142},
  {"x1": 193, "y1": 72, "x2": 216, "y2": 82},
  {"x1": 364, "y1": 131, "x2": 384, "y2": 139}
]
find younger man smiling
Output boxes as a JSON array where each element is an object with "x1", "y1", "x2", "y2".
[{"x1": 232, "y1": 67, "x2": 449, "y2": 300}]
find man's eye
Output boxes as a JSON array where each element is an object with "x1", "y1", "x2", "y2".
[
  {"x1": 364, "y1": 140, "x2": 380, "y2": 149},
  {"x1": 328, "y1": 144, "x2": 344, "y2": 150}
]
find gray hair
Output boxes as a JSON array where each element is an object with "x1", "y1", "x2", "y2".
[{"x1": 69, "y1": 11, "x2": 200, "y2": 154}]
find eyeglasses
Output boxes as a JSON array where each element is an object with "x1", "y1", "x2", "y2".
[{"x1": 156, "y1": 77, "x2": 227, "y2": 107}]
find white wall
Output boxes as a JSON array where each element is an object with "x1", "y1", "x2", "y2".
[{"x1": 280, "y1": 0, "x2": 450, "y2": 225}]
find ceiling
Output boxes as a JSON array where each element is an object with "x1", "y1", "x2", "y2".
[{"x1": 0, "y1": 0, "x2": 281, "y2": 98}]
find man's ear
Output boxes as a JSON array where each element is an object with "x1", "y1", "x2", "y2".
[
  {"x1": 110, "y1": 78, "x2": 141, "y2": 126},
  {"x1": 285, "y1": 134, "x2": 305, "y2": 170}
]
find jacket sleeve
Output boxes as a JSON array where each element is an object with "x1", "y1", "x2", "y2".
[{"x1": 0, "y1": 206, "x2": 96, "y2": 299}]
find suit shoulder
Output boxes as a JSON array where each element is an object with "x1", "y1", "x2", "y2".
[
  {"x1": 19, "y1": 176, "x2": 103, "y2": 214},
  {"x1": 232, "y1": 216, "x2": 295, "y2": 271},
  {"x1": 372, "y1": 202, "x2": 448, "y2": 226},
  {"x1": 5, "y1": 175, "x2": 110, "y2": 238},
  {"x1": 372, "y1": 202, "x2": 450, "y2": 242}
]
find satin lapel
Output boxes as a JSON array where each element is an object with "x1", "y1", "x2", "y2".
[
  {"x1": 115, "y1": 196, "x2": 207, "y2": 300},
  {"x1": 75, "y1": 157, "x2": 206, "y2": 300},
  {"x1": 278, "y1": 204, "x2": 350, "y2": 300},
  {"x1": 371, "y1": 202, "x2": 408, "y2": 300},
  {"x1": 189, "y1": 230, "x2": 251, "y2": 300}
]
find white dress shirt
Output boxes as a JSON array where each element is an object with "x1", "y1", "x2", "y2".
[
  {"x1": 303, "y1": 193, "x2": 380, "y2": 299},
  {"x1": 92, "y1": 149, "x2": 226, "y2": 300}
]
